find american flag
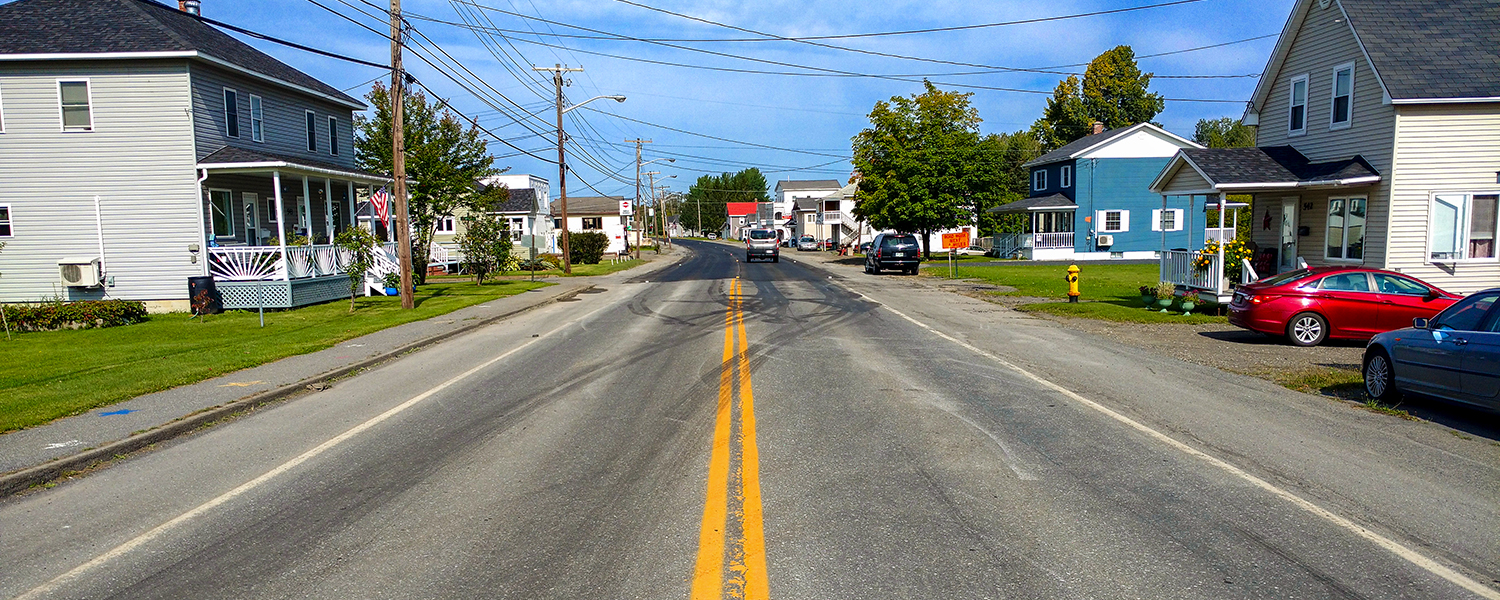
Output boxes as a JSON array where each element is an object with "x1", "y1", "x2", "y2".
[{"x1": 370, "y1": 187, "x2": 391, "y2": 223}]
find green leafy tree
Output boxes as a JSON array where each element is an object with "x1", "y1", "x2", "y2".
[
  {"x1": 334, "y1": 227, "x2": 378, "y2": 312},
  {"x1": 454, "y1": 213, "x2": 511, "y2": 285},
  {"x1": 566, "y1": 231, "x2": 610, "y2": 264},
  {"x1": 972, "y1": 131, "x2": 1045, "y2": 236},
  {"x1": 1193, "y1": 117, "x2": 1257, "y2": 149},
  {"x1": 355, "y1": 82, "x2": 500, "y2": 284},
  {"x1": 1032, "y1": 46, "x2": 1166, "y2": 150},
  {"x1": 682, "y1": 168, "x2": 770, "y2": 235},
  {"x1": 853, "y1": 81, "x2": 1000, "y2": 258}
]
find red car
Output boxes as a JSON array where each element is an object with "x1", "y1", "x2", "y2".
[{"x1": 1228, "y1": 267, "x2": 1461, "y2": 346}]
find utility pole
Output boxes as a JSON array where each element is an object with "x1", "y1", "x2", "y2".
[
  {"x1": 534, "y1": 65, "x2": 584, "y2": 274},
  {"x1": 625, "y1": 139, "x2": 651, "y2": 259},
  {"x1": 390, "y1": 0, "x2": 414, "y2": 309},
  {"x1": 645, "y1": 171, "x2": 658, "y2": 253}
]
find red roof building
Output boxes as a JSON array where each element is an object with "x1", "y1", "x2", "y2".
[{"x1": 725, "y1": 202, "x2": 758, "y2": 217}]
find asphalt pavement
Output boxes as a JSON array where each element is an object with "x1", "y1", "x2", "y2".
[{"x1": 1, "y1": 239, "x2": 1495, "y2": 599}]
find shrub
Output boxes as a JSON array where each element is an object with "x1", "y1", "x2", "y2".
[
  {"x1": 2, "y1": 300, "x2": 148, "y2": 332},
  {"x1": 566, "y1": 231, "x2": 610, "y2": 265}
]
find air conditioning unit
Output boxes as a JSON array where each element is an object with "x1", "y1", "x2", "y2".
[
  {"x1": 58, "y1": 257, "x2": 103, "y2": 288},
  {"x1": 1096, "y1": 235, "x2": 1114, "y2": 247}
]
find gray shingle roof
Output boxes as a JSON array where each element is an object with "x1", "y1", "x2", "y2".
[
  {"x1": 1023, "y1": 127, "x2": 1136, "y2": 168},
  {"x1": 1179, "y1": 146, "x2": 1379, "y2": 185},
  {"x1": 775, "y1": 179, "x2": 841, "y2": 192},
  {"x1": 0, "y1": 0, "x2": 363, "y2": 107},
  {"x1": 549, "y1": 196, "x2": 624, "y2": 215},
  {"x1": 987, "y1": 194, "x2": 1077, "y2": 213},
  {"x1": 198, "y1": 145, "x2": 385, "y2": 179},
  {"x1": 793, "y1": 198, "x2": 820, "y2": 211},
  {"x1": 1342, "y1": 0, "x2": 1500, "y2": 100}
]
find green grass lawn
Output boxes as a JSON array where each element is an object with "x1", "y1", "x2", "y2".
[
  {"x1": 0, "y1": 280, "x2": 550, "y2": 432},
  {"x1": 930, "y1": 262, "x2": 1161, "y2": 299},
  {"x1": 1019, "y1": 301, "x2": 1227, "y2": 324}
]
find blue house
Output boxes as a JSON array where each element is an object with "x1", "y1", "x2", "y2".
[{"x1": 990, "y1": 123, "x2": 1202, "y2": 260}]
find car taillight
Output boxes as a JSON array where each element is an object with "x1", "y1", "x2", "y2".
[{"x1": 1252, "y1": 294, "x2": 1274, "y2": 304}]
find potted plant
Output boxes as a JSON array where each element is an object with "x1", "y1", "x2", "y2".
[
  {"x1": 1154, "y1": 281, "x2": 1176, "y2": 312},
  {"x1": 1138, "y1": 285, "x2": 1155, "y2": 307},
  {"x1": 382, "y1": 272, "x2": 401, "y2": 296},
  {"x1": 1178, "y1": 292, "x2": 1198, "y2": 315}
]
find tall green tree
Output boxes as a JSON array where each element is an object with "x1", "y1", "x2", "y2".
[
  {"x1": 1193, "y1": 117, "x2": 1257, "y2": 148},
  {"x1": 682, "y1": 168, "x2": 770, "y2": 235},
  {"x1": 1032, "y1": 46, "x2": 1166, "y2": 150},
  {"x1": 355, "y1": 82, "x2": 500, "y2": 284},
  {"x1": 852, "y1": 81, "x2": 996, "y2": 257},
  {"x1": 974, "y1": 131, "x2": 1045, "y2": 235}
]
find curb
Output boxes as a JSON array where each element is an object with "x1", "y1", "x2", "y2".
[{"x1": 0, "y1": 284, "x2": 593, "y2": 497}]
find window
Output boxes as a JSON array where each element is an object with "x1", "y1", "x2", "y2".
[
  {"x1": 1372, "y1": 273, "x2": 1430, "y2": 296},
  {"x1": 59, "y1": 80, "x2": 92, "y2": 131},
  {"x1": 510, "y1": 217, "x2": 524, "y2": 240},
  {"x1": 1325, "y1": 197, "x2": 1365, "y2": 260},
  {"x1": 1033, "y1": 170, "x2": 1047, "y2": 191},
  {"x1": 223, "y1": 88, "x2": 239, "y2": 138},
  {"x1": 581, "y1": 217, "x2": 603, "y2": 230},
  {"x1": 209, "y1": 189, "x2": 234, "y2": 238},
  {"x1": 1288, "y1": 74, "x2": 1308, "y2": 135},
  {"x1": 249, "y1": 95, "x2": 264, "y2": 142},
  {"x1": 1099, "y1": 210, "x2": 1129, "y2": 233},
  {"x1": 1151, "y1": 208, "x2": 1184, "y2": 232},
  {"x1": 1433, "y1": 292, "x2": 1498, "y2": 332},
  {"x1": 1060, "y1": 165, "x2": 1072, "y2": 188},
  {"x1": 1318, "y1": 272, "x2": 1370, "y2": 292},
  {"x1": 305, "y1": 110, "x2": 317, "y2": 152},
  {"x1": 1430, "y1": 193, "x2": 1499, "y2": 261},
  {"x1": 329, "y1": 116, "x2": 339, "y2": 156},
  {"x1": 435, "y1": 215, "x2": 455, "y2": 234},
  {"x1": 805, "y1": 213, "x2": 815, "y2": 224},
  {"x1": 0, "y1": 205, "x2": 11, "y2": 237},
  {"x1": 1330, "y1": 63, "x2": 1353, "y2": 129}
]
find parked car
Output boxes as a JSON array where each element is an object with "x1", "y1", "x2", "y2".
[
  {"x1": 1228, "y1": 267, "x2": 1461, "y2": 346},
  {"x1": 707, "y1": 233, "x2": 717, "y2": 240},
  {"x1": 859, "y1": 242, "x2": 872, "y2": 255},
  {"x1": 745, "y1": 228, "x2": 779, "y2": 262},
  {"x1": 797, "y1": 235, "x2": 817, "y2": 251},
  {"x1": 864, "y1": 233, "x2": 921, "y2": 274},
  {"x1": 1363, "y1": 288, "x2": 1500, "y2": 411}
]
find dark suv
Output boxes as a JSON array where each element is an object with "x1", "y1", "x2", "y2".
[{"x1": 864, "y1": 233, "x2": 921, "y2": 274}]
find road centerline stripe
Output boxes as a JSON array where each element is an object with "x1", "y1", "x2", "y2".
[
  {"x1": 691, "y1": 278, "x2": 738, "y2": 599},
  {"x1": 735, "y1": 285, "x2": 771, "y2": 599}
]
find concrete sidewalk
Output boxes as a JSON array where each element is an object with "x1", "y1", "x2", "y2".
[{"x1": 0, "y1": 248, "x2": 685, "y2": 493}]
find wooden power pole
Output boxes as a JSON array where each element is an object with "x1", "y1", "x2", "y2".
[
  {"x1": 390, "y1": 0, "x2": 414, "y2": 309},
  {"x1": 535, "y1": 64, "x2": 584, "y2": 274},
  {"x1": 625, "y1": 139, "x2": 651, "y2": 259}
]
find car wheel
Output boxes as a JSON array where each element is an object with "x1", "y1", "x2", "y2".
[
  {"x1": 1363, "y1": 348, "x2": 1401, "y2": 403},
  {"x1": 1286, "y1": 312, "x2": 1328, "y2": 347},
  {"x1": 773, "y1": 256, "x2": 779, "y2": 263}
]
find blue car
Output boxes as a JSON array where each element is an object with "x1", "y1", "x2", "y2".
[{"x1": 1363, "y1": 288, "x2": 1500, "y2": 411}]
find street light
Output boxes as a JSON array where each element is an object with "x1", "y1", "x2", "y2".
[{"x1": 532, "y1": 63, "x2": 625, "y2": 274}]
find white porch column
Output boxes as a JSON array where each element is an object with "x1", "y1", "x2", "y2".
[
  {"x1": 324, "y1": 178, "x2": 334, "y2": 240},
  {"x1": 300, "y1": 175, "x2": 312, "y2": 241},
  {"x1": 273, "y1": 170, "x2": 289, "y2": 281},
  {"x1": 1217, "y1": 192, "x2": 1228, "y2": 294}
]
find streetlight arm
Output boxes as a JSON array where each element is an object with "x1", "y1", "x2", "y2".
[{"x1": 561, "y1": 95, "x2": 626, "y2": 116}]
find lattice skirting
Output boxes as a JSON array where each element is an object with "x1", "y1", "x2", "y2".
[{"x1": 217, "y1": 275, "x2": 358, "y2": 309}]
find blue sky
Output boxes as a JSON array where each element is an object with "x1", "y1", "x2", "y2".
[{"x1": 197, "y1": 0, "x2": 1293, "y2": 196}]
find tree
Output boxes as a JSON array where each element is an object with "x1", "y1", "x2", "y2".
[
  {"x1": 1193, "y1": 117, "x2": 1257, "y2": 149},
  {"x1": 973, "y1": 131, "x2": 1045, "y2": 236},
  {"x1": 682, "y1": 168, "x2": 770, "y2": 235},
  {"x1": 334, "y1": 227, "x2": 378, "y2": 312},
  {"x1": 355, "y1": 82, "x2": 500, "y2": 285},
  {"x1": 1032, "y1": 46, "x2": 1166, "y2": 150},
  {"x1": 454, "y1": 213, "x2": 510, "y2": 285},
  {"x1": 852, "y1": 81, "x2": 996, "y2": 258}
]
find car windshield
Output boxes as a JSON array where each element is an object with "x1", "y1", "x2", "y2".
[
  {"x1": 1258, "y1": 268, "x2": 1316, "y2": 287},
  {"x1": 748, "y1": 230, "x2": 775, "y2": 240}
]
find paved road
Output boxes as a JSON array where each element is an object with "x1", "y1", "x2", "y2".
[{"x1": 2, "y1": 240, "x2": 1496, "y2": 599}]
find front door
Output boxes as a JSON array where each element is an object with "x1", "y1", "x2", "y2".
[{"x1": 1279, "y1": 198, "x2": 1298, "y2": 271}]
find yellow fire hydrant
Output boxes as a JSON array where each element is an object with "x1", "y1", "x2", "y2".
[{"x1": 1065, "y1": 264, "x2": 1081, "y2": 303}]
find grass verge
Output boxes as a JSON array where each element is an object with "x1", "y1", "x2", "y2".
[
  {"x1": 1019, "y1": 301, "x2": 1228, "y2": 324},
  {"x1": 929, "y1": 262, "x2": 1161, "y2": 299},
  {"x1": 1271, "y1": 366, "x2": 1413, "y2": 418},
  {"x1": 0, "y1": 280, "x2": 550, "y2": 432}
]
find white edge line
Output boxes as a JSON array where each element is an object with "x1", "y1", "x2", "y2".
[
  {"x1": 854, "y1": 292, "x2": 1500, "y2": 600},
  {"x1": 17, "y1": 300, "x2": 617, "y2": 600}
]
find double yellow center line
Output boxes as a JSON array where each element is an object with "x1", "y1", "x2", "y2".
[{"x1": 692, "y1": 277, "x2": 770, "y2": 600}]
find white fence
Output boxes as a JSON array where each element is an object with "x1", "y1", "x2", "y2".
[{"x1": 1160, "y1": 250, "x2": 1222, "y2": 291}]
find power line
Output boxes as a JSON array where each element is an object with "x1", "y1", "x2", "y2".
[{"x1": 579, "y1": 106, "x2": 853, "y2": 159}]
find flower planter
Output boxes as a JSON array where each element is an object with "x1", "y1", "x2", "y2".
[
  {"x1": 1179, "y1": 300, "x2": 1197, "y2": 314},
  {"x1": 1141, "y1": 294, "x2": 1155, "y2": 307},
  {"x1": 1156, "y1": 298, "x2": 1173, "y2": 312}
]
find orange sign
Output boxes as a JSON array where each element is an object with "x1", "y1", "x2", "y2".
[{"x1": 941, "y1": 231, "x2": 971, "y2": 250}]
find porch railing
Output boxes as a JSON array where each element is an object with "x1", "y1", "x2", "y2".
[
  {"x1": 209, "y1": 245, "x2": 352, "y2": 282},
  {"x1": 1160, "y1": 250, "x2": 1222, "y2": 292},
  {"x1": 1204, "y1": 227, "x2": 1235, "y2": 242},
  {"x1": 1035, "y1": 232, "x2": 1075, "y2": 249}
]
